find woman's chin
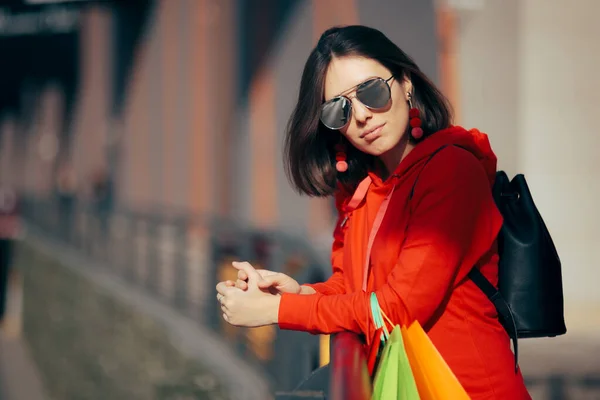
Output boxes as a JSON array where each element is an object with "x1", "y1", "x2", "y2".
[{"x1": 358, "y1": 141, "x2": 394, "y2": 157}]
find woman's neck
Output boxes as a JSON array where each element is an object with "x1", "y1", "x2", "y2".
[{"x1": 378, "y1": 137, "x2": 415, "y2": 180}]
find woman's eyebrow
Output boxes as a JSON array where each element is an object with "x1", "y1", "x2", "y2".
[{"x1": 333, "y1": 75, "x2": 380, "y2": 98}]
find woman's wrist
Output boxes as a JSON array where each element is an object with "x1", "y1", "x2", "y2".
[
  {"x1": 299, "y1": 285, "x2": 316, "y2": 295},
  {"x1": 269, "y1": 295, "x2": 282, "y2": 324}
]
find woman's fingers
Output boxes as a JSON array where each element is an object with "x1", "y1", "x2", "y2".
[
  {"x1": 235, "y1": 279, "x2": 248, "y2": 290},
  {"x1": 237, "y1": 269, "x2": 248, "y2": 281}
]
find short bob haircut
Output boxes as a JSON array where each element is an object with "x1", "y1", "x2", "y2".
[{"x1": 284, "y1": 25, "x2": 453, "y2": 197}]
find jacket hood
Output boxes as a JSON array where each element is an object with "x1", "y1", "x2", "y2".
[{"x1": 374, "y1": 125, "x2": 498, "y2": 187}]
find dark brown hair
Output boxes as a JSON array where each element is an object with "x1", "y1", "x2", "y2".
[{"x1": 283, "y1": 25, "x2": 453, "y2": 197}]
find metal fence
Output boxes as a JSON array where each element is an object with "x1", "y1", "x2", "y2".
[{"x1": 21, "y1": 194, "x2": 330, "y2": 393}]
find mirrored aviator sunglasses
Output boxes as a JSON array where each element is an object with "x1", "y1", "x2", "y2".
[{"x1": 319, "y1": 76, "x2": 393, "y2": 130}]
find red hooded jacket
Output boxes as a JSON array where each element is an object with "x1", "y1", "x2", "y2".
[{"x1": 278, "y1": 126, "x2": 531, "y2": 399}]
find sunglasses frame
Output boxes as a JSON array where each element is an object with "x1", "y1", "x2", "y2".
[{"x1": 320, "y1": 75, "x2": 394, "y2": 130}]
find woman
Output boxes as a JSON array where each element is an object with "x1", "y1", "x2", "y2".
[{"x1": 216, "y1": 25, "x2": 531, "y2": 399}]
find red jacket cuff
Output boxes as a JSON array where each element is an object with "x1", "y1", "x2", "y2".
[
  {"x1": 303, "y1": 282, "x2": 329, "y2": 294},
  {"x1": 278, "y1": 292, "x2": 318, "y2": 331}
]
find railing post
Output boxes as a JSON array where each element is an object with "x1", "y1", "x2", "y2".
[
  {"x1": 329, "y1": 332, "x2": 371, "y2": 400},
  {"x1": 173, "y1": 218, "x2": 188, "y2": 311}
]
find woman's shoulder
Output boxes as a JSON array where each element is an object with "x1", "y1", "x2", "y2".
[
  {"x1": 414, "y1": 144, "x2": 493, "y2": 199},
  {"x1": 424, "y1": 145, "x2": 489, "y2": 181}
]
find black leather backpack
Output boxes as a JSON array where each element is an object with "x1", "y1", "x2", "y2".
[{"x1": 469, "y1": 171, "x2": 567, "y2": 370}]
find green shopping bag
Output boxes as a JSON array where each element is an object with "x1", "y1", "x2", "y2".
[{"x1": 370, "y1": 293, "x2": 420, "y2": 400}]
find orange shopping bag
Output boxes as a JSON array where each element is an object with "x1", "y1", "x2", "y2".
[{"x1": 401, "y1": 321, "x2": 470, "y2": 400}]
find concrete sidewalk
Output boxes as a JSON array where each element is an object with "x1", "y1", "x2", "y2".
[
  {"x1": 0, "y1": 268, "x2": 47, "y2": 400},
  {"x1": 1, "y1": 234, "x2": 47, "y2": 400},
  {"x1": 0, "y1": 331, "x2": 47, "y2": 400},
  {"x1": 0, "y1": 264, "x2": 47, "y2": 400}
]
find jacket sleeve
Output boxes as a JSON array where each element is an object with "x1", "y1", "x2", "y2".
[
  {"x1": 277, "y1": 148, "x2": 503, "y2": 338},
  {"x1": 303, "y1": 189, "x2": 348, "y2": 295}
]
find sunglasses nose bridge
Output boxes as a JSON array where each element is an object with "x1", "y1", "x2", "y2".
[{"x1": 350, "y1": 96, "x2": 373, "y2": 122}]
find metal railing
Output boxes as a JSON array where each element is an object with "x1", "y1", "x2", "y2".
[
  {"x1": 275, "y1": 332, "x2": 372, "y2": 400},
  {"x1": 329, "y1": 332, "x2": 371, "y2": 400}
]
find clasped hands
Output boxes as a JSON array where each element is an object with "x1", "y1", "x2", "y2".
[{"x1": 215, "y1": 261, "x2": 301, "y2": 327}]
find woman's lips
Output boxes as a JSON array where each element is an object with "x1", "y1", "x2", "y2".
[{"x1": 361, "y1": 123, "x2": 385, "y2": 141}]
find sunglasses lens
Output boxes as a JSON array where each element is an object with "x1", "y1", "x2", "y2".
[
  {"x1": 356, "y1": 78, "x2": 390, "y2": 109},
  {"x1": 320, "y1": 97, "x2": 351, "y2": 129}
]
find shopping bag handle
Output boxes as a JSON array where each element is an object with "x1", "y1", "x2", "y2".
[{"x1": 370, "y1": 293, "x2": 395, "y2": 341}]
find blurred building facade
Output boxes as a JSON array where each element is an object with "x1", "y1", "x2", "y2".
[{"x1": 0, "y1": 0, "x2": 447, "y2": 234}]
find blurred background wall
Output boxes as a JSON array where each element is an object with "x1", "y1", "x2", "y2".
[
  {"x1": 0, "y1": 0, "x2": 441, "y2": 240},
  {"x1": 0, "y1": 0, "x2": 598, "y2": 399}
]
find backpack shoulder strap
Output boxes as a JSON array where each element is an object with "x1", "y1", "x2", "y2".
[{"x1": 468, "y1": 268, "x2": 519, "y2": 372}]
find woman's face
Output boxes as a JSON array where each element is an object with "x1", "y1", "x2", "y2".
[{"x1": 323, "y1": 56, "x2": 413, "y2": 162}]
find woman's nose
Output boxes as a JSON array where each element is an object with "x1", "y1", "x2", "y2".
[{"x1": 351, "y1": 98, "x2": 372, "y2": 124}]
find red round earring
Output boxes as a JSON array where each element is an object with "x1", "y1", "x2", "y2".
[
  {"x1": 334, "y1": 142, "x2": 348, "y2": 172},
  {"x1": 408, "y1": 94, "x2": 423, "y2": 140}
]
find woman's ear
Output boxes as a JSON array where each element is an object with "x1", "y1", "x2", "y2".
[{"x1": 401, "y1": 78, "x2": 413, "y2": 101}]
